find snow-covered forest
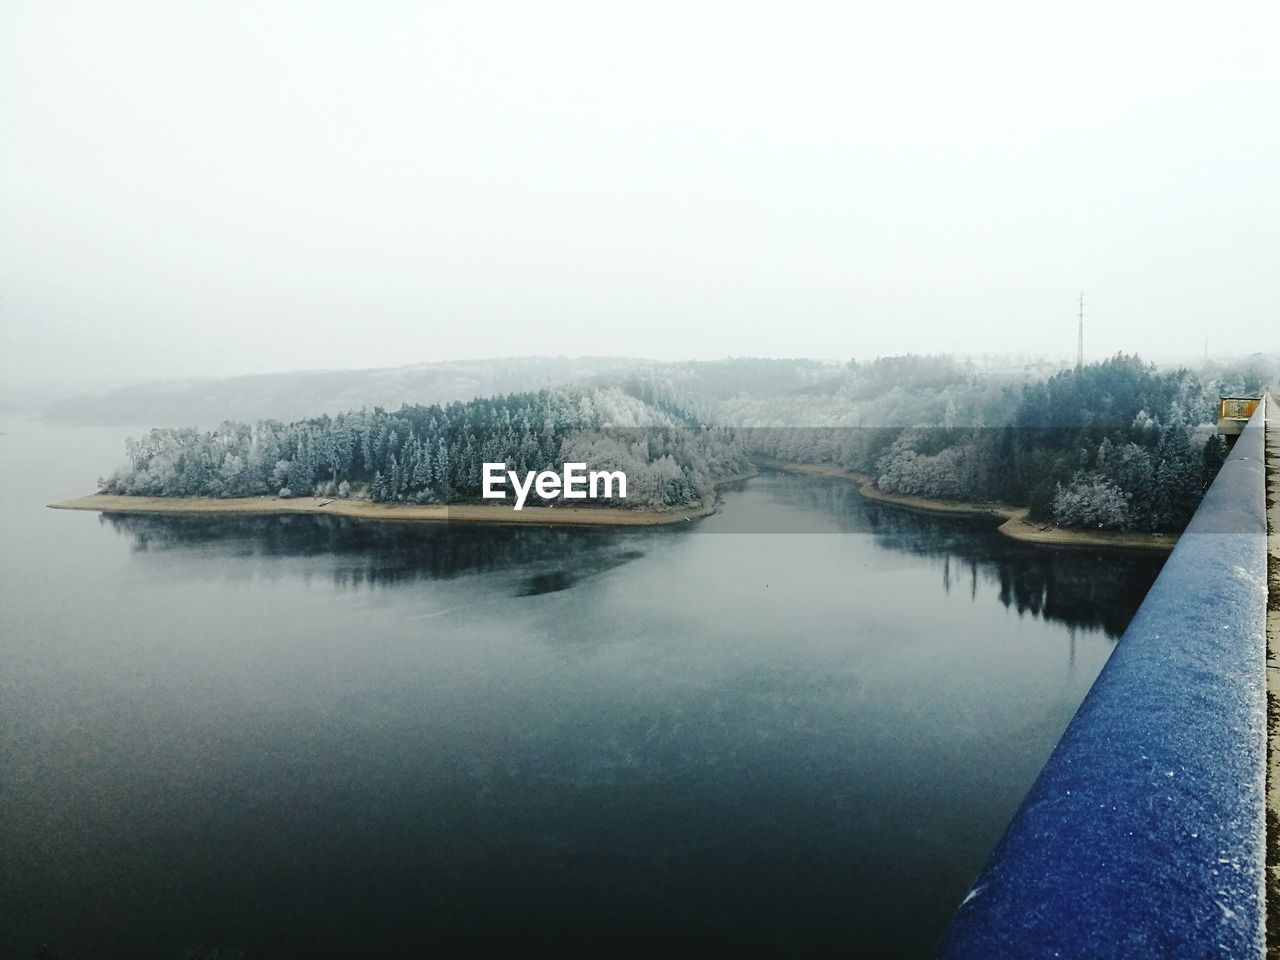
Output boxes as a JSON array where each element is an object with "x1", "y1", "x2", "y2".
[
  {"x1": 709, "y1": 353, "x2": 1276, "y2": 533},
  {"x1": 101, "y1": 386, "x2": 751, "y2": 510},
  {"x1": 98, "y1": 352, "x2": 1277, "y2": 530}
]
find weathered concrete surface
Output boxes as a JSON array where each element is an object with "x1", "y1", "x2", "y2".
[
  {"x1": 937, "y1": 400, "x2": 1270, "y2": 960},
  {"x1": 1266, "y1": 395, "x2": 1280, "y2": 960}
]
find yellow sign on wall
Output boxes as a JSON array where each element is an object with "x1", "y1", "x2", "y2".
[{"x1": 1218, "y1": 397, "x2": 1260, "y2": 421}]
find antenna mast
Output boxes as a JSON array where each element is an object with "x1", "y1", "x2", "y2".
[{"x1": 1076, "y1": 291, "x2": 1084, "y2": 369}]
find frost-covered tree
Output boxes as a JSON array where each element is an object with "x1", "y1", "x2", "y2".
[{"x1": 1052, "y1": 475, "x2": 1133, "y2": 530}]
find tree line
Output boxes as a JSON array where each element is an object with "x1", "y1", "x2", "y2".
[
  {"x1": 102, "y1": 386, "x2": 752, "y2": 511},
  {"x1": 100, "y1": 352, "x2": 1274, "y2": 531},
  {"x1": 727, "y1": 354, "x2": 1258, "y2": 532}
]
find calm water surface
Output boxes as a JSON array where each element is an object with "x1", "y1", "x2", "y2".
[{"x1": 0, "y1": 419, "x2": 1164, "y2": 958}]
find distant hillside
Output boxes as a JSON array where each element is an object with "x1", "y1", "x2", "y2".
[{"x1": 41, "y1": 357, "x2": 648, "y2": 427}]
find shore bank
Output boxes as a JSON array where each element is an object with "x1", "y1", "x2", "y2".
[
  {"x1": 48, "y1": 470, "x2": 757, "y2": 528},
  {"x1": 759, "y1": 459, "x2": 1177, "y2": 554}
]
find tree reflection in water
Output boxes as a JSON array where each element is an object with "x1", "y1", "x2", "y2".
[
  {"x1": 99, "y1": 511, "x2": 656, "y2": 596},
  {"x1": 757, "y1": 474, "x2": 1166, "y2": 639},
  {"x1": 100, "y1": 471, "x2": 1163, "y2": 639}
]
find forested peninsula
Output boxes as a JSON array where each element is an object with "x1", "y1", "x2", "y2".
[
  {"x1": 83, "y1": 385, "x2": 751, "y2": 517},
  {"x1": 54, "y1": 353, "x2": 1278, "y2": 540}
]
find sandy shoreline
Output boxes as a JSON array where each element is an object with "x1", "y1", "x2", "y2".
[
  {"x1": 48, "y1": 462, "x2": 1178, "y2": 551},
  {"x1": 758, "y1": 459, "x2": 1178, "y2": 554},
  {"x1": 48, "y1": 470, "x2": 758, "y2": 528}
]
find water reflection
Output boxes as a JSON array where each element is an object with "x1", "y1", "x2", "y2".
[
  {"x1": 99, "y1": 469, "x2": 1163, "y2": 639},
  {"x1": 758, "y1": 474, "x2": 1166, "y2": 639},
  {"x1": 10, "y1": 466, "x2": 1165, "y2": 960},
  {"x1": 100, "y1": 511, "x2": 658, "y2": 596},
  {"x1": 883, "y1": 513, "x2": 1160, "y2": 639}
]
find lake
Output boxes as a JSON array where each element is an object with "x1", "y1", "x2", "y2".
[{"x1": 0, "y1": 418, "x2": 1164, "y2": 958}]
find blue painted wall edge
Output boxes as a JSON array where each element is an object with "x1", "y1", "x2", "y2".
[{"x1": 936, "y1": 399, "x2": 1270, "y2": 960}]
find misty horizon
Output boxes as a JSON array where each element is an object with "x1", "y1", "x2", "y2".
[
  {"x1": 7, "y1": 347, "x2": 1269, "y2": 403},
  {"x1": 4, "y1": 1, "x2": 1277, "y2": 392}
]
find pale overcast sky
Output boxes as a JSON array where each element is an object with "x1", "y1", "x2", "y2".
[{"x1": 1, "y1": 0, "x2": 1276, "y2": 388}]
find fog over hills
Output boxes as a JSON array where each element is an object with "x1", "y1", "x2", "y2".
[
  {"x1": 40, "y1": 356, "x2": 648, "y2": 426},
  {"x1": 39, "y1": 352, "x2": 1280, "y2": 429},
  {"x1": 41, "y1": 355, "x2": 852, "y2": 426}
]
